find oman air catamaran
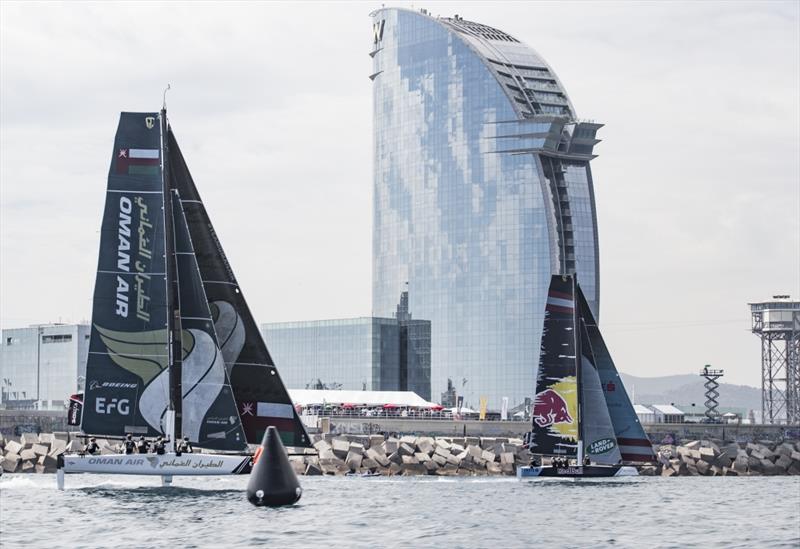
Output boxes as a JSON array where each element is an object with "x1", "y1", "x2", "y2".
[
  {"x1": 58, "y1": 105, "x2": 310, "y2": 488},
  {"x1": 517, "y1": 275, "x2": 656, "y2": 479}
]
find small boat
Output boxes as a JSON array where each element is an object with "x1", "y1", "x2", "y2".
[
  {"x1": 58, "y1": 106, "x2": 310, "y2": 488},
  {"x1": 517, "y1": 275, "x2": 655, "y2": 480}
]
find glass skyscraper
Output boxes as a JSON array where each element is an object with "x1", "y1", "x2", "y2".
[{"x1": 371, "y1": 9, "x2": 604, "y2": 410}]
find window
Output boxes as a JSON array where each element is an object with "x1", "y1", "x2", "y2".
[
  {"x1": 42, "y1": 334, "x2": 72, "y2": 344},
  {"x1": 5, "y1": 337, "x2": 19, "y2": 345}
]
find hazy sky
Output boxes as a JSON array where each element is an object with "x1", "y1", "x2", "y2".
[{"x1": 1, "y1": 1, "x2": 798, "y2": 387}]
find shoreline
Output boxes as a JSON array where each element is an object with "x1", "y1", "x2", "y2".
[{"x1": 2, "y1": 432, "x2": 799, "y2": 477}]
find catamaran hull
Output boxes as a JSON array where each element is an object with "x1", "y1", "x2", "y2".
[
  {"x1": 59, "y1": 452, "x2": 252, "y2": 476},
  {"x1": 517, "y1": 464, "x2": 638, "y2": 480}
]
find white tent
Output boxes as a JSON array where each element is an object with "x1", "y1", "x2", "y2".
[{"x1": 289, "y1": 389, "x2": 439, "y2": 408}]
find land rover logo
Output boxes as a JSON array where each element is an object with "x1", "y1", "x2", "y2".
[{"x1": 588, "y1": 438, "x2": 616, "y2": 455}]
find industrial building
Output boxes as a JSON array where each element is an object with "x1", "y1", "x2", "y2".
[
  {"x1": 262, "y1": 292, "x2": 431, "y2": 400},
  {"x1": 0, "y1": 324, "x2": 89, "y2": 410}
]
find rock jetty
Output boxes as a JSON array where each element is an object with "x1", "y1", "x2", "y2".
[
  {"x1": 646, "y1": 439, "x2": 800, "y2": 477},
  {"x1": 2, "y1": 431, "x2": 799, "y2": 477}
]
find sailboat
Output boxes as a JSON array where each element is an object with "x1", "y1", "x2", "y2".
[
  {"x1": 517, "y1": 275, "x2": 655, "y2": 479},
  {"x1": 58, "y1": 109, "x2": 310, "y2": 488}
]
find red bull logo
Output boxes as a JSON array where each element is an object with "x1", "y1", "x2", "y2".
[{"x1": 533, "y1": 389, "x2": 573, "y2": 428}]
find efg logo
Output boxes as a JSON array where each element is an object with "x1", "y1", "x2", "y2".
[
  {"x1": 373, "y1": 19, "x2": 385, "y2": 44},
  {"x1": 95, "y1": 397, "x2": 131, "y2": 415}
]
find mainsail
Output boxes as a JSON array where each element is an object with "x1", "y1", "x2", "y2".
[
  {"x1": 82, "y1": 112, "x2": 169, "y2": 437},
  {"x1": 166, "y1": 130, "x2": 310, "y2": 447},
  {"x1": 528, "y1": 276, "x2": 579, "y2": 457},
  {"x1": 578, "y1": 290, "x2": 655, "y2": 463}
]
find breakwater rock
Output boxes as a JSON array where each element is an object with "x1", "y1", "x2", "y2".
[
  {"x1": 645, "y1": 439, "x2": 800, "y2": 477},
  {"x1": 2, "y1": 432, "x2": 799, "y2": 477}
]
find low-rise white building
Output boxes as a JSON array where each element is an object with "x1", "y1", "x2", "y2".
[
  {"x1": 634, "y1": 404, "x2": 656, "y2": 424},
  {"x1": 650, "y1": 404, "x2": 685, "y2": 424},
  {"x1": 1, "y1": 324, "x2": 89, "y2": 411}
]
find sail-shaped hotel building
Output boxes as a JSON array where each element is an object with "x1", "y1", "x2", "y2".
[{"x1": 371, "y1": 9, "x2": 605, "y2": 410}]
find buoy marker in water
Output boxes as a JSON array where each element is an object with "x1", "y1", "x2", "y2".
[{"x1": 246, "y1": 426, "x2": 302, "y2": 507}]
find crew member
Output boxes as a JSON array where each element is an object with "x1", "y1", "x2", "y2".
[
  {"x1": 85, "y1": 437, "x2": 99, "y2": 455},
  {"x1": 584, "y1": 456, "x2": 591, "y2": 466},
  {"x1": 123, "y1": 433, "x2": 136, "y2": 455},
  {"x1": 137, "y1": 436, "x2": 148, "y2": 454},
  {"x1": 153, "y1": 436, "x2": 166, "y2": 455},
  {"x1": 177, "y1": 436, "x2": 193, "y2": 454}
]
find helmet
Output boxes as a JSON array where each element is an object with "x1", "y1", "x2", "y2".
[{"x1": 184, "y1": 436, "x2": 189, "y2": 441}]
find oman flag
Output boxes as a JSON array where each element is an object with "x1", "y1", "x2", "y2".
[{"x1": 116, "y1": 148, "x2": 160, "y2": 175}]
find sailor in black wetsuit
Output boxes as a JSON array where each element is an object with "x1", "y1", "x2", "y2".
[
  {"x1": 153, "y1": 436, "x2": 166, "y2": 455},
  {"x1": 85, "y1": 437, "x2": 99, "y2": 455},
  {"x1": 137, "y1": 436, "x2": 148, "y2": 454},
  {"x1": 123, "y1": 434, "x2": 136, "y2": 455},
  {"x1": 177, "y1": 436, "x2": 193, "y2": 454}
]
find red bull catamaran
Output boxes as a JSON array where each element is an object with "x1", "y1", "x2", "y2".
[
  {"x1": 517, "y1": 275, "x2": 655, "y2": 480},
  {"x1": 57, "y1": 107, "x2": 311, "y2": 488}
]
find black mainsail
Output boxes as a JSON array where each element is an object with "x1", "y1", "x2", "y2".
[
  {"x1": 82, "y1": 112, "x2": 169, "y2": 438},
  {"x1": 82, "y1": 111, "x2": 306, "y2": 451},
  {"x1": 528, "y1": 276, "x2": 579, "y2": 458},
  {"x1": 166, "y1": 130, "x2": 310, "y2": 448}
]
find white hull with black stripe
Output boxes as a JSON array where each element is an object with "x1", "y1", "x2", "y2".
[{"x1": 57, "y1": 452, "x2": 252, "y2": 489}]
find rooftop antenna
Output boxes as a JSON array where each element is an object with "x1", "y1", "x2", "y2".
[{"x1": 162, "y1": 83, "x2": 171, "y2": 110}]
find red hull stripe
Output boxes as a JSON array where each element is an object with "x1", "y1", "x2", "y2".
[
  {"x1": 546, "y1": 304, "x2": 574, "y2": 314},
  {"x1": 621, "y1": 453, "x2": 655, "y2": 462},
  {"x1": 549, "y1": 290, "x2": 573, "y2": 300},
  {"x1": 617, "y1": 438, "x2": 653, "y2": 448}
]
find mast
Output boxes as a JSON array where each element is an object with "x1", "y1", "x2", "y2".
[
  {"x1": 161, "y1": 107, "x2": 182, "y2": 446},
  {"x1": 573, "y1": 275, "x2": 583, "y2": 463}
]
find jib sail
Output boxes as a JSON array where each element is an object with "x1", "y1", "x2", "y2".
[
  {"x1": 82, "y1": 112, "x2": 169, "y2": 438},
  {"x1": 166, "y1": 130, "x2": 310, "y2": 448},
  {"x1": 527, "y1": 275, "x2": 579, "y2": 458},
  {"x1": 577, "y1": 289, "x2": 655, "y2": 463},
  {"x1": 170, "y1": 190, "x2": 247, "y2": 451},
  {"x1": 577, "y1": 310, "x2": 623, "y2": 465}
]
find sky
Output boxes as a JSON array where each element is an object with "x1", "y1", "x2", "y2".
[{"x1": 1, "y1": 1, "x2": 798, "y2": 388}]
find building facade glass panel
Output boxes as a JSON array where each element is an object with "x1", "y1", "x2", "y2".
[{"x1": 371, "y1": 9, "x2": 603, "y2": 410}]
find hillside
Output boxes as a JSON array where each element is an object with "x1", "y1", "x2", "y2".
[{"x1": 619, "y1": 373, "x2": 761, "y2": 412}]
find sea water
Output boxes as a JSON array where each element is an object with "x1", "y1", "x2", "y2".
[{"x1": 1, "y1": 474, "x2": 798, "y2": 548}]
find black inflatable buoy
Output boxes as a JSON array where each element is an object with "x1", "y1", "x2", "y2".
[{"x1": 246, "y1": 426, "x2": 302, "y2": 507}]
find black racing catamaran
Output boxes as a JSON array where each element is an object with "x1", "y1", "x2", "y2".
[
  {"x1": 58, "y1": 109, "x2": 309, "y2": 488},
  {"x1": 517, "y1": 275, "x2": 655, "y2": 479}
]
